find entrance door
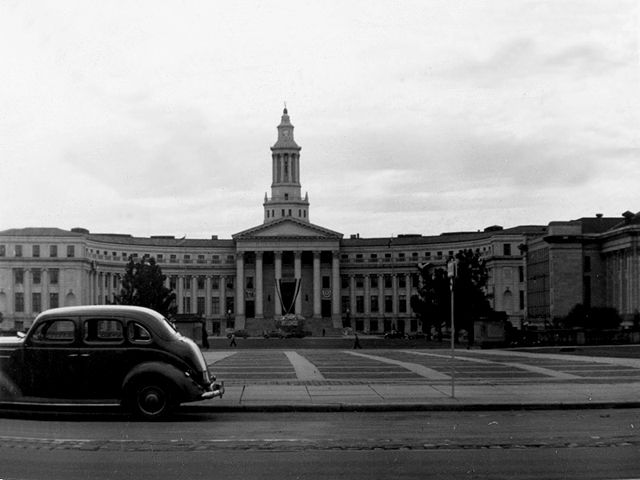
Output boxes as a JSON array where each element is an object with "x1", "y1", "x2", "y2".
[{"x1": 279, "y1": 280, "x2": 297, "y2": 314}]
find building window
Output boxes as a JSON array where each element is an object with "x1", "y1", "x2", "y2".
[
  {"x1": 14, "y1": 269, "x2": 24, "y2": 285},
  {"x1": 211, "y1": 297, "x2": 220, "y2": 315},
  {"x1": 370, "y1": 276, "x2": 378, "y2": 289},
  {"x1": 211, "y1": 277, "x2": 220, "y2": 290},
  {"x1": 226, "y1": 278, "x2": 234, "y2": 290},
  {"x1": 67, "y1": 245, "x2": 75, "y2": 258},
  {"x1": 15, "y1": 293, "x2": 24, "y2": 312},
  {"x1": 183, "y1": 297, "x2": 191, "y2": 314},
  {"x1": 519, "y1": 290, "x2": 525, "y2": 311},
  {"x1": 322, "y1": 276, "x2": 331, "y2": 289},
  {"x1": 246, "y1": 276, "x2": 254, "y2": 289},
  {"x1": 32, "y1": 245, "x2": 40, "y2": 257},
  {"x1": 284, "y1": 193, "x2": 289, "y2": 200},
  {"x1": 341, "y1": 276, "x2": 349, "y2": 289},
  {"x1": 384, "y1": 275, "x2": 392, "y2": 289},
  {"x1": 399, "y1": 295, "x2": 407, "y2": 313},
  {"x1": 518, "y1": 266, "x2": 524, "y2": 283},
  {"x1": 584, "y1": 256, "x2": 591, "y2": 273},
  {"x1": 226, "y1": 298, "x2": 234, "y2": 315},
  {"x1": 50, "y1": 292, "x2": 59, "y2": 309},
  {"x1": 503, "y1": 243, "x2": 512, "y2": 256},
  {"x1": 50, "y1": 245, "x2": 58, "y2": 257},
  {"x1": 0, "y1": 245, "x2": 5, "y2": 256},
  {"x1": 197, "y1": 297, "x2": 205, "y2": 316},
  {"x1": 370, "y1": 295, "x2": 379, "y2": 312},
  {"x1": 185, "y1": 277, "x2": 192, "y2": 290},
  {"x1": 399, "y1": 276, "x2": 406, "y2": 288},
  {"x1": 169, "y1": 276, "x2": 177, "y2": 290},
  {"x1": 384, "y1": 295, "x2": 393, "y2": 313},
  {"x1": 356, "y1": 276, "x2": 364, "y2": 288},
  {"x1": 15, "y1": 245, "x2": 23, "y2": 257},
  {"x1": 49, "y1": 269, "x2": 59, "y2": 285},
  {"x1": 197, "y1": 276, "x2": 206, "y2": 290},
  {"x1": 33, "y1": 269, "x2": 41, "y2": 284},
  {"x1": 32, "y1": 292, "x2": 42, "y2": 313},
  {"x1": 356, "y1": 296, "x2": 364, "y2": 313},
  {"x1": 341, "y1": 296, "x2": 349, "y2": 313}
]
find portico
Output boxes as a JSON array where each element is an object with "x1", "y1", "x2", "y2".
[{"x1": 232, "y1": 218, "x2": 343, "y2": 333}]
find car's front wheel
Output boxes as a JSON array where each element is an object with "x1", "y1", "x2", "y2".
[{"x1": 126, "y1": 378, "x2": 176, "y2": 420}]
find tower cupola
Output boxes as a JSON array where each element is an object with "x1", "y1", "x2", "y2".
[{"x1": 263, "y1": 108, "x2": 309, "y2": 223}]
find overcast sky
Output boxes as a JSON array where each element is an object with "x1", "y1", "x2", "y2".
[{"x1": 1, "y1": 1, "x2": 638, "y2": 239}]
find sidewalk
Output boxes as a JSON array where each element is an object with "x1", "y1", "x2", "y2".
[
  {"x1": 194, "y1": 381, "x2": 640, "y2": 412},
  {"x1": 195, "y1": 349, "x2": 640, "y2": 412}
]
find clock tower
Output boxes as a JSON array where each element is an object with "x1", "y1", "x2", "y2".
[{"x1": 263, "y1": 108, "x2": 310, "y2": 223}]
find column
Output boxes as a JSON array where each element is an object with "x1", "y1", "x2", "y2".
[
  {"x1": 364, "y1": 274, "x2": 371, "y2": 315},
  {"x1": 220, "y1": 275, "x2": 227, "y2": 318},
  {"x1": 191, "y1": 275, "x2": 197, "y2": 315},
  {"x1": 405, "y1": 273, "x2": 412, "y2": 313},
  {"x1": 349, "y1": 275, "x2": 356, "y2": 317},
  {"x1": 294, "y1": 251, "x2": 302, "y2": 314},
  {"x1": 236, "y1": 253, "x2": 245, "y2": 323},
  {"x1": 255, "y1": 251, "x2": 264, "y2": 319},
  {"x1": 274, "y1": 251, "x2": 283, "y2": 317},
  {"x1": 42, "y1": 269, "x2": 49, "y2": 310},
  {"x1": 205, "y1": 275, "x2": 212, "y2": 317},
  {"x1": 392, "y1": 274, "x2": 399, "y2": 315},
  {"x1": 331, "y1": 251, "x2": 341, "y2": 326},
  {"x1": 24, "y1": 269, "x2": 32, "y2": 315},
  {"x1": 312, "y1": 251, "x2": 321, "y2": 319},
  {"x1": 378, "y1": 274, "x2": 384, "y2": 315},
  {"x1": 177, "y1": 276, "x2": 184, "y2": 314}
]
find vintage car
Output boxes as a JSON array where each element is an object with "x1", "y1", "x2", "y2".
[{"x1": 0, "y1": 305, "x2": 224, "y2": 419}]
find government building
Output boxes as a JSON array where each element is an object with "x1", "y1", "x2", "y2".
[{"x1": 1, "y1": 109, "x2": 639, "y2": 335}]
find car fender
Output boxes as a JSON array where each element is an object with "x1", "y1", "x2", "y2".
[{"x1": 121, "y1": 361, "x2": 198, "y2": 402}]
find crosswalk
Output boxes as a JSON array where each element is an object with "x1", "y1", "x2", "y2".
[{"x1": 204, "y1": 349, "x2": 640, "y2": 385}]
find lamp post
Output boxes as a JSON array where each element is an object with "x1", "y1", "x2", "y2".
[{"x1": 447, "y1": 257, "x2": 458, "y2": 399}]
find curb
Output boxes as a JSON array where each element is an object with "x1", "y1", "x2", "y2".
[{"x1": 183, "y1": 401, "x2": 640, "y2": 413}]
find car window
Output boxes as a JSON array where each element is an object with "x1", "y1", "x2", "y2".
[
  {"x1": 31, "y1": 319, "x2": 76, "y2": 344},
  {"x1": 83, "y1": 318, "x2": 124, "y2": 344},
  {"x1": 127, "y1": 322, "x2": 152, "y2": 344}
]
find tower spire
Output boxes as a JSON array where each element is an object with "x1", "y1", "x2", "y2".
[{"x1": 263, "y1": 108, "x2": 309, "y2": 223}]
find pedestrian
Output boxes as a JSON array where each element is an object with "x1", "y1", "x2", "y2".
[
  {"x1": 229, "y1": 333, "x2": 237, "y2": 347},
  {"x1": 201, "y1": 322, "x2": 210, "y2": 349},
  {"x1": 353, "y1": 333, "x2": 362, "y2": 349}
]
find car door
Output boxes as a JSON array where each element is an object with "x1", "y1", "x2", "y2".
[
  {"x1": 22, "y1": 317, "x2": 80, "y2": 398},
  {"x1": 76, "y1": 316, "x2": 129, "y2": 399}
]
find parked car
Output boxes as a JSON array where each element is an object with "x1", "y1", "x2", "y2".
[
  {"x1": 384, "y1": 330, "x2": 406, "y2": 339},
  {"x1": 0, "y1": 305, "x2": 224, "y2": 419},
  {"x1": 263, "y1": 330, "x2": 284, "y2": 338},
  {"x1": 226, "y1": 329, "x2": 250, "y2": 339}
]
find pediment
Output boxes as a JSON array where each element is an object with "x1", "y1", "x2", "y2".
[{"x1": 233, "y1": 218, "x2": 343, "y2": 240}]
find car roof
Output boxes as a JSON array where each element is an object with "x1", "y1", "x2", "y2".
[{"x1": 36, "y1": 305, "x2": 163, "y2": 319}]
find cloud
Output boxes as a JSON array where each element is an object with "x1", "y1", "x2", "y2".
[{"x1": 445, "y1": 38, "x2": 628, "y2": 87}]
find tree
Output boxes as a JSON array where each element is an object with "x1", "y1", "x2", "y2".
[
  {"x1": 563, "y1": 304, "x2": 622, "y2": 330},
  {"x1": 452, "y1": 249, "x2": 492, "y2": 345},
  {"x1": 411, "y1": 249, "x2": 492, "y2": 345},
  {"x1": 114, "y1": 256, "x2": 176, "y2": 318},
  {"x1": 411, "y1": 266, "x2": 450, "y2": 340}
]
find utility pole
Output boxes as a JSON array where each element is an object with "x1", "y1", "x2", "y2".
[{"x1": 447, "y1": 257, "x2": 458, "y2": 399}]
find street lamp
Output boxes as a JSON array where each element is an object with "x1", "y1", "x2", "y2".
[{"x1": 447, "y1": 257, "x2": 458, "y2": 399}]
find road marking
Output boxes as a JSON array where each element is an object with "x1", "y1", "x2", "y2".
[
  {"x1": 403, "y1": 351, "x2": 581, "y2": 380},
  {"x1": 469, "y1": 349, "x2": 640, "y2": 369},
  {"x1": 284, "y1": 351, "x2": 325, "y2": 381},
  {"x1": 345, "y1": 351, "x2": 450, "y2": 380},
  {"x1": 204, "y1": 351, "x2": 238, "y2": 363}
]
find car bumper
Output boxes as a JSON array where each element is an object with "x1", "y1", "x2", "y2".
[{"x1": 201, "y1": 381, "x2": 224, "y2": 400}]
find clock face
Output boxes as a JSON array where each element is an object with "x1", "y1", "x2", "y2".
[{"x1": 282, "y1": 129, "x2": 289, "y2": 137}]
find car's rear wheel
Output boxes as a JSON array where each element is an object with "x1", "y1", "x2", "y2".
[{"x1": 127, "y1": 379, "x2": 176, "y2": 420}]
